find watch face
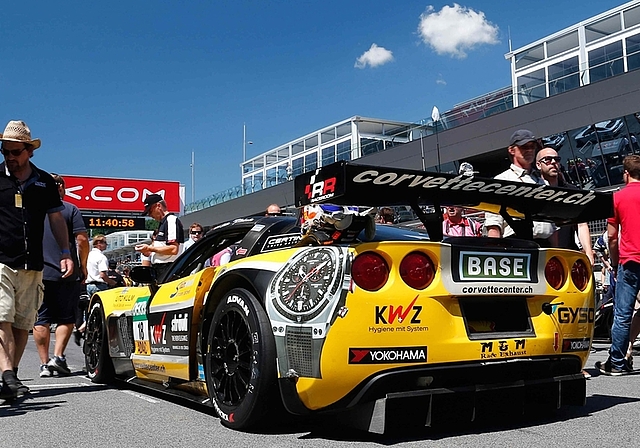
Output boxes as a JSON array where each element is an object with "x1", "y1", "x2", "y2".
[{"x1": 274, "y1": 247, "x2": 339, "y2": 320}]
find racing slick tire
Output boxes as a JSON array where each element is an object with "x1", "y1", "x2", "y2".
[
  {"x1": 205, "y1": 288, "x2": 278, "y2": 430},
  {"x1": 84, "y1": 302, "x2": 115, "y2": 384}
]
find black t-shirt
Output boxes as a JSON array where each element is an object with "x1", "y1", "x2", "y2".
[{"x1": 0, "y1": 162, "x2": 63, "y2": 270}]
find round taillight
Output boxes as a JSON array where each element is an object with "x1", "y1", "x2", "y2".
[
  {"x1": 571, "y1": 259, "x2": 590, "y2": 291},
  {"x1": 400, "y1": 252, "x2": 435, "y2": 290},
  {"x1": 352, "y1": 252, "x2": 389, "y2": 291},
  {"x1": 545, "y1": 256, "x2": 565, "y2": 290}
]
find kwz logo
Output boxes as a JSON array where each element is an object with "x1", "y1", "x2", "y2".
[
  {"x1": 305, "y1": 176, "x2": 337, "y2": 201},
  {"x1": 375, "y1": 296, "x2": 422, "y2": 324}
]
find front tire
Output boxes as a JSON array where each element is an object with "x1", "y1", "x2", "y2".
[
  {"x1": 205, "y1": 288, "x2": 277, "y2": 430},
  {"x1": 84, "y1": 302, "x2": 115, "y2": 383}
]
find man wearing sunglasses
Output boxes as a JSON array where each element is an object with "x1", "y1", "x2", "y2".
[
  {"x1": 0, "y1": 120, "x2": 74, "y2": 400},
  {"x1": 535, "y1": 147, "x2": 594, "y2": 263},
  {"x1": 183, "y1": 222, "x2": 203, "y2": 250}
]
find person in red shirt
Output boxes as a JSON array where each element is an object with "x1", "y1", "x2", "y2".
[{"x1": 596, "y1": 155, "x2": 640, "y2": 375}]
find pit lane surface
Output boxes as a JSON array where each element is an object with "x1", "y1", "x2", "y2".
[{"x1": 2, "y1": 337, "x2": 637, "y2": 447}]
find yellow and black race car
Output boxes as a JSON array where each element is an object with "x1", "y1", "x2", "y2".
[{"x1": 84, "y1": 161, "x2": 612, "y2": 433}]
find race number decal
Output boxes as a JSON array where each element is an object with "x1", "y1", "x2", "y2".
[{"x1": 133, "y1": 297, "x2": 151, "y2": 355}]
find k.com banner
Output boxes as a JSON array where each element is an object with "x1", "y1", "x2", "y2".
[{"x1": 61, "y1": 175, "x2": 182, "y2": 213}]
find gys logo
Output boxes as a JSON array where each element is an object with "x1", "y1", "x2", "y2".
[
  {"x1": 375, "y1": 296, "x2": 422, "y2": 325},
  {"x1": 557, "y1": 307, "x2": 594, "y2": 324}
]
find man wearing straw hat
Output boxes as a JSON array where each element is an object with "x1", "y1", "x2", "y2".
[{"x1": 0, "y1": 120, "x2": 74, "y2": 400}]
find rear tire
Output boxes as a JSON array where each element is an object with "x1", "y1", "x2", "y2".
[
  {"x1": 205, "y1": 288, "x2": 278, "y2": 430},
  {"x1": 84, "y1": 302, "x2": 115, "y2": 384}
]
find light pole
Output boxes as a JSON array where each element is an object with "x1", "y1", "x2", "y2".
[
  {"x1": 190, "y1": 151, "x2": 195, "y2": 203},
  {"x1": 242, "y1": 123, "x2": 253, "y2": 162}
]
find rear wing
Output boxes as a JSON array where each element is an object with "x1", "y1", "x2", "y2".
[{"x1": 294, "y1": 161, "x2": 614, "y2": 240}]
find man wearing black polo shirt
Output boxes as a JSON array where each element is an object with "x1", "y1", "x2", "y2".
[
  {"x1": 0, "y1": 120, "x2": 74, "y2": 400},
  {"x1": 135, "y1": 194, "x2": 184, "y2": 281}
]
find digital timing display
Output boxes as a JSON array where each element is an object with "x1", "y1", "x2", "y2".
[{"x1": 83, "y1": 217, "x2": 147, "y2": 230}]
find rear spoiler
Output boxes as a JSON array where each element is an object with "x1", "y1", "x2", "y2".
[{"x1": 294, "y1": 161, "x2": 614, "y2": 240}]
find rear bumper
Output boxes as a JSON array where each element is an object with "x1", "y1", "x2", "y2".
[
  {"x1": 279, "y1": 356, "x2": 586, "y2": 433},
  {"x1": 344, "y1": 372, "x2": 585, "y2": 433}
]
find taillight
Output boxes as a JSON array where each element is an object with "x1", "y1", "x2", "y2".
[
  {"x1": 571, "y1": 259, "x2": 589, "y2": 291},
  {"x1": 400, "y1": 252, "x2": 435, "y2": 290},
  {"x1": 545, "y1": 257, "x2": 565, "y2": 290},
  {"x1": 352, "y1": 252, "x2": 389, "y2": 291}
]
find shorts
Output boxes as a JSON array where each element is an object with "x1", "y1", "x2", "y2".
[
  {"x1": 34, "y1": 280, "x2": 81, "y2": 326},
  {"x1": 0, "y1": 264, "x2": 45, "y2": 330}
]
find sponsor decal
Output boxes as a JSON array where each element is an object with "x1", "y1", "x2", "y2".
[
  {"x1": 459, "y1": 251, "x2": 531, "y2": 281},
  {"x1": 374, "y1": 296, "x2": 422, "y2": 325},
  {"x1": 562, "y1": 338, "x2": 591, "y2": 352},
  {"x1": 557, "y1": 307, "x2": 594, "y2": 324},
  {"x1": 479, "y1": 339, "x2": 527, "y2": 359},
  {"x1": 305, "y1": 175, "x2": 337, "y2": 202},
  {"x1": 211, "y1": 398, "x2": 234, "y2": 423},
  {"x1": 262, "y1": 233, "x2": 302, "y2": 252},
  {"x1": 169, "y1": 279, "x2": 195, "y2": 298},
  {"x1": 62, "y1": 175, "x2": 181, "y2": 213},
  {"x1": 149, "y1": 310, "x2": 191, "y2": 356},
  {"x1": 235, "y1": 247, "x2": 248, "y2": 255},
  {"x1": 250, "y1": 224, "x2": 265, "y2": 232},
  {"x1": 352, "y1": 170, "x2": 597, "y2": 206},
  {"x1": 227, "y1": 294, "x2": 250, "y2": 316},
  {"x1": 349, "y1": 346, "x2": 428, "y2": 364}
]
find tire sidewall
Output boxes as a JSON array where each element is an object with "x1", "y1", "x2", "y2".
[
  {"x1": 206, "y1": 288, "x2": 276, "y2": 429},
  {"x1": 85, "y1": 302, "x2": 112, "y2": 382}
]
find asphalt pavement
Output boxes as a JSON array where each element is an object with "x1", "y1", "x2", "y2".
[{"x1": 1, "y1": 336, "x2": 639, "y2": 448}]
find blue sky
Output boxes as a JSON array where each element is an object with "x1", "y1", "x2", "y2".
[{"x1": 1, "y1": 1, "x2": 627, "y2": 204}]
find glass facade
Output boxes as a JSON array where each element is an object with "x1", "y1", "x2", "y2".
[
  {"x1": 237, "y1": 117, "x2": 412, "y2": 196},
  {"x1": 509, "y1": 1, "x2": 640, "y2": 106}
]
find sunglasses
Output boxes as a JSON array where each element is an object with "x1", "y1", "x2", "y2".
[
  {"x1": 97, "y1": 240, "x2": 107, "y2": 244},
  {"x1": 1, "y1": 147, "x2": 27, "y2": 157},
  {"x1": 266, "y1": 212, "x2": 282, "y2": 216},
  {"x1": 190, "y1": 231, "x2": 202, "y2": 235},
  {"x1": 538, "y1": 156, "x2": 561, "y2": 165}
]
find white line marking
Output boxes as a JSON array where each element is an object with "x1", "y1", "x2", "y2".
[
  {"x1": 120, "y1": 389, "x2": 159, "y2": 403},
  {"x1": 29, "y1": 382, "x2": 98, "y2": 390}
]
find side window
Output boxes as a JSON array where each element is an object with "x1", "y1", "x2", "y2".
[{"x1": 163, "y1": 229, "x2": 251, "y2": 282}]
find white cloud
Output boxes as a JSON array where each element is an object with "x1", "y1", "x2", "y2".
[
  {"x1": 417, "y1": 4, "x2": 499, "y2": 58},
  {"x1": 436, "y1": 75, "x2": 447, "y2": 85},
  {"x1": 354, "y1": 43, "x2": 394, "y2": 69}
]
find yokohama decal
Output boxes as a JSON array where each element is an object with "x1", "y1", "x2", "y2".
[{"x1": 349, "y1": 346, "x2": 428, "y2": 364}]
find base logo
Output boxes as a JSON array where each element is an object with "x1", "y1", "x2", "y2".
[{"x1": 349, "y1": 346, "x2": 427, "y2": 364}]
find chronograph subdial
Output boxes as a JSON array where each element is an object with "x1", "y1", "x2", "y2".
[{"x1": 275, "y1": 247, "x2": 338, "y2": 319}]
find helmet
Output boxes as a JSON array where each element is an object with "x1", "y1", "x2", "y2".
[{"x1": 301, "y1": 204, "x2": 359, "y2": 234}]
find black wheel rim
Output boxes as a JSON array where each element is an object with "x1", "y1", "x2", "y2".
[
  {"x1": 85, "y1": 307, "x2": 104, "y2": 372},
  {"x1": 210, "y1": 309, "x2": 252, "y2": 406}
]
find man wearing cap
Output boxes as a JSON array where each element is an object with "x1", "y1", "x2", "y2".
[
  {"x1": 484, "y1": 129, "x2": 555, "y2": 242},
  {"x1": 136, "y1": 194, "x2": 184, "y2": 281},
  {"x1": 0, "y1": 120, "x2": 74, "y2": 400},
  {"x1": 33, "y1": 174, "x2": 89, "y2": 378}
]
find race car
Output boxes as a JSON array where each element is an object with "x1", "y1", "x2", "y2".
[{"x1": 84, "y1": 161, "x2": 613, "y2": 433}]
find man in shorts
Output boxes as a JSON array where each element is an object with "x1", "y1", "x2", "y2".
[
  {"x1": 0, "y1": 121, "x2": 74, "y2": 400},
  {"x1": 32, "y1": 174, "x2": 89, "y2": 377}
]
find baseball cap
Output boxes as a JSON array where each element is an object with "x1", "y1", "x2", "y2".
[
  {"x1": 142, "y1": 194, "x2": 163, "y2": 216},
  {"x1": 108, "y1": 259, "x2": 117, "y2": 269},
  {"x1": 509, "y1": 129, "x2": 537, "y2": 147}
]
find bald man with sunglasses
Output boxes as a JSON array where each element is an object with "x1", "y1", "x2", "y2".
[{"x1": 536, "y1": 147, "x2": 594, "y2": 265}]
